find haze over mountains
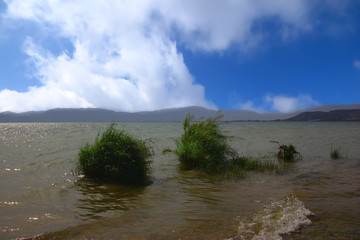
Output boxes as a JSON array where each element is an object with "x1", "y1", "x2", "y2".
[{"x1": 0, "y1": 104, "x2": 360, "y2": 122}]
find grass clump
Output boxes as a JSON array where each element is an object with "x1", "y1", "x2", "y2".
[
  {"x1": 230, "y1": 157, "x2": 278, "y2": 172},
  {"x1": 175, "y1": 114, "x2": 279, "y2": 176},
  {"x1": 271, "y1": 141, "x2": 301, "y2": 162},
  {"x1": 330, "y1": 147, "x2": 342, "y2": 159},
  {"x1": 278, "y1": 144, "x2": 298, "y2": 161},
  {"x1": 225, "y1": 157, "x2": 280, "y2": 177},
  {"x1": 174, "y1": 114, "x2": 237, "y2": 173},
  {"x1": 78, "y1": 123, "x2": 153, "y2": 184}
]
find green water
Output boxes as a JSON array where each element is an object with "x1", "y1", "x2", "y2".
[{"x1": 1, "y1": 122, "x2": 359, "y2": 239}]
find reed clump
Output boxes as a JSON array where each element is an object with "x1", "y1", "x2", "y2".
[
  {"x1": 271, "y1": 141, "x2": 302, "y2": 162},
  {"x1": 330, "y1": 147, "x2": 342, "y2": 159},
  {"x1": 278, "y1": 144, "x2": 299, "y2": 161},
  {"x1": 78, "y1": 123, "x2": 153, "y2": 184},
  {"x1": 175, "y1": 114, "x2": 237, "y2": 173},
  {"x1": 175, "y1": 114, "x2": 278, "y2": 175}
]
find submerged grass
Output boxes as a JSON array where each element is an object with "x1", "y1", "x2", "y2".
[
  {"x1": 78, "y1": 123, "x2": 153, "y2": 184},
  {"x1": 224, "y1": 157, "x2": 281, "y2": 178},
  {"x1": 230, "y1": 157, "x2": 278, "y2": 172},
  {"x1": 174, "y1": 114, "x2": 280, "y2": 176},
  {"x1": 161, "y1": 147, "x2": 173, "y2": 154}
]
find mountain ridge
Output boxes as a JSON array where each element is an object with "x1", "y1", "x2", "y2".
[
  {"x1": 286, "y1": 109, "x2": 360, "y2": 121},
  {"x1": 0, "y1": 104, "x2": 360, "y2": 122}
]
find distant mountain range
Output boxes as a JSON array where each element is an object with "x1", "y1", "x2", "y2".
[
  {"x1": 285, "y1": 109, "x2": 360, "y2": 121},
  {"x1": 0, "y1": 104, "x2": 360, "y2": 122}
]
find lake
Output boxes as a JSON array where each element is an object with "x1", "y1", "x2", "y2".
[{"x1": 1, "y1": 122, "x2": 359, "y2": 239}]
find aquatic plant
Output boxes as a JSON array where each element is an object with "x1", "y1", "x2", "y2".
[
  {"x1": 330, "y1": 147, "x2": 342, "y2": 159},
  {"x1": 161, "y1": 147, "x2": 173, "y2": 154},
  {"x1": 174, "y1": 114, "x2": 280, "y2": 176},
  {"x1": 271, "y1": 141, "x2": 301, "y2": 162},
  {"x1": 78, "y1": 123, "x2": 153, "y2": 184},
  {"x1": 229, "y1": 157, "x2": 278, "y2": 172},
  {"x1": 225, "y1": 156, "x2": 280, "y2": 178},
  {"x1": 174, "y1": 114, "x2": 237, "y2": 173}
]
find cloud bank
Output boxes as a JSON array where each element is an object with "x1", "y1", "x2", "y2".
[
  {"x1": 1, "y1": 0, "x2": 314, "y2": 112},
  {"x1": 235, "y1": 94, "x2": 319, "y2": 113}
]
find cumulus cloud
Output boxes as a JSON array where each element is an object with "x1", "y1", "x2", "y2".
[
  {"x1": 265, "y1": 94, "x2": 319, "y2": 113},
  {"x1": 0, "y1": 0, "x2": 314, "y2": 112}
]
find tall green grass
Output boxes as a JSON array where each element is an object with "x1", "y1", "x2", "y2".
[
  {"x1": 174, "y1": 114, "x2": 279, "y2": 175},
  {"x1": 175, "y1": 114, "x2": 237, "y2": 173},
  {"x1": 78, "y1": 123, "x2": 153, "y2": 184}
]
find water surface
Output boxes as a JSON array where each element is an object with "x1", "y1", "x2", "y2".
[{"x1": 1, "y1": 122, "x2": 359, "y2": 239}]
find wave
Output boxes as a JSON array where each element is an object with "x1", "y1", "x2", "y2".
[{"x1": 232, "y1": 195, "x2": 312, "y2": 240}]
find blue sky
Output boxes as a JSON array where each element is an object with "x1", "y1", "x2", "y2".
[{"x1": 0, "y1": 0, "x2": 359, "y2": 113}]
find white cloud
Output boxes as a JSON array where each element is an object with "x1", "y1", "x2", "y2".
[
  {"x1": 237, "y1": 100, "x2": 256, "y2": 110},
  {"x1": 0, "y1": 87, "x2": 93, "y2": 113},
  {"x1": 158, "y1": 0, "x2": 311, "y2": 51},
  {"x1": 235, "y1": 100, "x2": 265, "y2": 113},
  {"x1": 235, "y1": 94, "x2": 319, "y2": 113},
  {"x1": 354, "y1": 60, "x2": 360, "y2": 69},
  {"x1": 1, "y1": 0, "x2": 314, "y2": 112},
  {"x1": 265, "y1": 94, "x2": 319, "y2": 113}
]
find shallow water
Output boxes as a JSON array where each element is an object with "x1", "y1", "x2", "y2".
[{"x1": 0, "y1": 122, "x2": 359, "y2": 239}]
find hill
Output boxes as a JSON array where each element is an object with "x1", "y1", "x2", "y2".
[
  {"x1": 1, "y1": 104, "x2": 359, "y2": 122},
  {"x1": 286, "y1": 109, "x2": 360, "y2": 121},
  {"x1": 0, "y1": 106, "x2": 292, "y2": 122}
]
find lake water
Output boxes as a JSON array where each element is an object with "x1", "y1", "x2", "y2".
[{"x1": 1, "y1": 122, "x2": 359, "y2": 239}]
